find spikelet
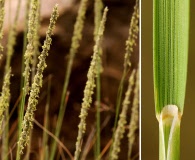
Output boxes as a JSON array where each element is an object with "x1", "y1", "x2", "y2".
[
  {"x1": 23, "y1": 0, "x2": 38, "y2": 94},
  {"x1": 110, "y1": 70, "x2": 136, "y2": 160},
  {"x1": 0, "y1": 68, "x2": 11, "y2": 135},
  {"x1": 17, "y1": 4, "x2": 59, "y2": 155},
  {"x1": 128, "y1": 66, "x2": 139, "y2": 159},
  {"x1": 74, "y1": 7, "x2": 108, "y2": 160}
]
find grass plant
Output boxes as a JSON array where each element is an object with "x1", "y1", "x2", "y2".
[{"x1": 153, "y1": 0, "x2": 190, "y2": 159}]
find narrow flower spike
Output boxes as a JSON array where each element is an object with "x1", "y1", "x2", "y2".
[
  {"x1": 128, "y1": 67, "x2": 139, "y2": 159},
  {"x1": 23, "y1": 0, "x2": 38, "y2": 94},
  {"x1": 17, "y1": 4, "x2": 59, "y2": 155},
  {"x1": 0, "y1": 0, "x2": 5, "y2": 52},
  {"x1": 74, "y1": 7, "x2": 108, "y2": 160},
  {"x1": 0, "y1": 68, "x2": 11, "y2": 135},
  {"x1": 110, "y1": 70, "x2": 136, "y2": 160},
  {"x1": 124, "y1": 0, "x2": 139, "y2": 69}
]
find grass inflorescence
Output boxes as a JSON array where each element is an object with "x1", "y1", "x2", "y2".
[{"x1": 17, "y1": 4, "x2": 59, "y2": 157}]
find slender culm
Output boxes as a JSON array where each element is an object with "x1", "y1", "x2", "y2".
[
  {"x1": 0, "y1": 68, "x2": 11, "y2": 135},
  {"x1": 153, "y1": 0, "x2": 189, "y2": 159},
  {"x1": 110, "y1": 70, "x2": 136, "y2": 160},
  {"x1": 74, "y1": 7, "x2": 108, "y2": 160},
  {"x1": 50, "y1": 0, "x2": 89, "y2": 159},
  {"x1": 17, "y1": 4, "x2": 59, "y2": 156}
]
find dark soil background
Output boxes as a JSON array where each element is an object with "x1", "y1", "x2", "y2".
[{"x1": 0, "y1": 0, "x2": 139, "y2": 159}]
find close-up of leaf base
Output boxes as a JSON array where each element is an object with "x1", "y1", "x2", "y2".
[{"x1": 153, "y1": 0, "x2": 190, "y2": 159}]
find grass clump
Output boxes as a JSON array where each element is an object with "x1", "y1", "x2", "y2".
[{"x1": 0, "y1": 1, "x2": 139, "y2": 159}]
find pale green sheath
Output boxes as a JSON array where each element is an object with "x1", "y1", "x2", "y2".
[{"x1": 153, "y1": 0, "x2": 190, "y2": 159}]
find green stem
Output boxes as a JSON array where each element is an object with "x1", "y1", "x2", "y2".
[
  {"x1": 49, "y1": 1, "x2": 88, "y2": 159},
  {"x1": 158, "y1": 105, "x2": 180, "y2": 160}
]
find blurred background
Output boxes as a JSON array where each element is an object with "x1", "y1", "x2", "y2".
[{"x1": 142, "y1": 0, "x2": 195, "y2": 159}]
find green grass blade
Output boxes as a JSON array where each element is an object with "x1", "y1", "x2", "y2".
[
  {"x1": 153, "y1": 0, "x2": 190, "y2": 159},
  {"x1": 153, "y1": 0, "x2": 189, "y2": 115}
]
